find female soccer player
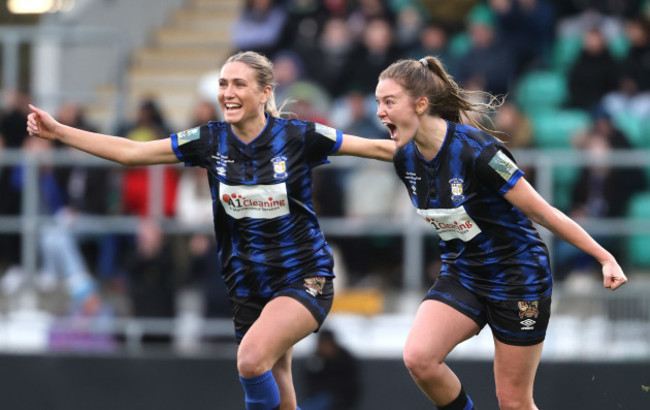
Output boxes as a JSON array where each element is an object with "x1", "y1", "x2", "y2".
[
  {"x1": 27, "y1": 51, "x2": 395, "y2": 410},
  {"x1": 375, "y1": 56, "x2": 627, "y2": 410}
]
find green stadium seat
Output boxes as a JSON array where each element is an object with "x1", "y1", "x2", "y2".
[
  {"x1": 531, "y1": 109, "x2": 591, "y2": 149},
  {"x1": 515, "y1": 71, "x2": 568, "y2": 114},
  {"x1": 551, "y1": 35, "x2": 583, "y2": 73},
  {"x1": 448, "y1": 32, "x2": 471, "y2": 58},
  {"x1": 626, "y1": 192, "x2": 650, "y2": 268}
]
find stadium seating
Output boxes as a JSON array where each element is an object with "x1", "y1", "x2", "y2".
[
  {"x1": 530, "y1": 109, "x2": 590, "y2": 149},
  {"x1": 626, "y1": 192, "x2": 650, "y2": 268},
  {"x1": 515, "y1": 70, "x2": 568, "y2": 114}
]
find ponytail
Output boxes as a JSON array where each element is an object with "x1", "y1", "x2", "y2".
[{"x1": 380, "y1": 56, "x2": 504, "y2": 133}]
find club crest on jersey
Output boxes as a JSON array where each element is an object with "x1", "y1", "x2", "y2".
[
  {"x1": 271, "y1": 156, "x2": 288, "y2": 179},
  {"x1": 518, "y1": 301, "x2": 539, "y2": 330},
  {"x1": 449, "y1": 178, "x2": 465, "y2": 202},
  {"x1": 304, "y1": 277, "x2": 326, "y2": 297}
]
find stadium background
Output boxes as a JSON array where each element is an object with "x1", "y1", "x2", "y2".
[{"x1": 0, "y1": 0, "x2": 649, "y2": 408}]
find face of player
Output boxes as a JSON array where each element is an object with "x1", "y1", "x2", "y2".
[
  {"x1": 218, "y1": 61, "x2": 270, "y2": 127},
  {"x1": 375, "y1": 78, "x2": 421, "y2": 148}
]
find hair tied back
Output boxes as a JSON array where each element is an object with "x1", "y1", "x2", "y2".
[{"x1": 419, "y1": 58, "x2": 428, "y2": 68}]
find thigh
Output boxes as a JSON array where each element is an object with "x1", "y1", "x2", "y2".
[
  {"x1": 493, "y1": 338, "x2": 543, "y2": 398},
  {"x1": 405, "y1": 299, "x2": 481, "y2": 361},
  {"x1": 239, "y1": 295, "x2": 319, "y2": 367}
]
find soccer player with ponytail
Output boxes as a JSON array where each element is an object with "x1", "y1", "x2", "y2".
[{"x1": 375, "y1": 56, "x2": 627, "y2": 410}]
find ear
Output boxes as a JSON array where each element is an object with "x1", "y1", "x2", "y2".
[
  {"x1": 415, "y1": 96, "x2": 429, "y2": 116},
  {"x1": 261, "y1": 85, "x2": 272, "y2": 104}
]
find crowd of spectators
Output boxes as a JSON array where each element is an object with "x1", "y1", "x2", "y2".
[{"x1": 1, "y1": 0, "x2": 650, "y2": 340}]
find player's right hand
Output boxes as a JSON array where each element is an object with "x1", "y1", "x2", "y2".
[{"x1": 27, "y1": 104, "x2": 60, "y2": 141}]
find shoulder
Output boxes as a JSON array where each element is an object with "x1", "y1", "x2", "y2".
[{"x1": 453, "y1": 123, "x2": 505, "y2": 157}]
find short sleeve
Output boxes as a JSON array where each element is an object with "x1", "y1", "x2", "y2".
[
  {"x1": 475, "y1": 143, "x2": 524, "y2": 195},
  {"x1": 304, "y1": 121, "x2": 343, "y2": 167},
  {"x1": 170, "y1": 124, "x2": 213, "y2": 167}
]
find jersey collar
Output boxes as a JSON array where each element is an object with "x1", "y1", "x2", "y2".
[{"x1": 227, "y1": 113, "x2": 274, "y2": 147}]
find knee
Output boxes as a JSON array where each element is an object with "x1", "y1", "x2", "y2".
[
  {"x1": 496, "y1": 391, "x2": 533, "y2": 410},
  {"x1": 237, "y1": 344, "x2": 269, "y2": 378},
  {"x1": 403, "y1": 346, "x2": 444, "y2": 382}
]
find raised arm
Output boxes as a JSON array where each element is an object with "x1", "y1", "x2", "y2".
[
  {"x1": 335, "y1": 134, "x2": 396, "y2": 162},
  {"x1": 27, "y1": 104, "x2": 179, "y2": 166},
  {"x1": 504, "y1": 177, "x2": 627, "y2": 291}
]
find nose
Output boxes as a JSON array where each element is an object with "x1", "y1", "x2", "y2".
[{"x1": 376, "y1": 103, "x2": 385, "y2": 119}]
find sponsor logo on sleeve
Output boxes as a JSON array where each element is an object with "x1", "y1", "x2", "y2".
[
  {"x1": 315, "y1": 123, "x2": 338, "y2": 142},
  {"x1": 417, "y1": 206, "x2": 481, "y2": 242},
  {"x1": 488, "y1": 149, "x2": 519, "y2": 182},
  {"x1": 219, "y1": 182, "x2": 290, "y2": 219},
  {"x1": 177, "y1": 126, "x2": 200, "y2": 146}
]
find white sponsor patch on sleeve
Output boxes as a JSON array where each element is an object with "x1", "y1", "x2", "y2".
[
  {"x1": 314, "y1": 123, "x2": 338, "y2": 142},
  {"x1": 177, "y1": 126, "x2": 200, "y2": 146},
  {"x1": 417, "y1": 206, "x2": 481, "y2": 242},
  {"x1": 488, "y1": 149, "x2": 519, "y2": 182},
  {"x1": 219, "y1": 183, "x2": 290, "y2": 219}
]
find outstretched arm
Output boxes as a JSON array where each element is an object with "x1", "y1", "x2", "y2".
[
  {"x1": 504, "y1": 177, "x2": 627, "y2": 291},
  {"x1": 335, "y1": 134, "x2": 396, "y2": 162},
  {"x1": 27, "y1": 104, "x2": 179, "y2": 166}
]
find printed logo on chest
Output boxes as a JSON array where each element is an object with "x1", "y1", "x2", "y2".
[
  {"x1": 416, "y1": 206, "x2": 481, "y2": 242},
  {"x1": 220, "y1": 182, "x2": 290, "y2": 219}
]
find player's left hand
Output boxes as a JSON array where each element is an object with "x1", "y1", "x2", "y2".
[{"x1": 601, "y1": 260, "x2": 627, "y2": 291}]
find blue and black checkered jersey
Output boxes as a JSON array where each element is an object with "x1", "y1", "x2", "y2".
[
  {"x1": 170, "y1": 115, "x2": 343, "y2": 299},
  {"x1": 394, "y1": 121, "x2": 552, "y2": 300}
]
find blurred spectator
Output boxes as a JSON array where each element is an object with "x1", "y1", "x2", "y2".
[
  {"x1": 347, "y1": 0, "x2": 396, "y2": 40},
  {"x1": 488, "y1": 0, "x2": 555, "y2": 74},
  {"x1": 124, "y1": 219, "x2": 177, "y2": 339},
  {"x1": 272, "y1": 50, "x2": 308, "y2": 106},
  {"x1": 231, "y1": 0, "x2": 288, "y2": 57},
  {"x1": 407, "y1": 21, "x2": 457, "y2": 76},
  {"x1": 556, "y1": 4, "x2": 626, "y2": 44},
  {"x1": 601, "y1": 17, "x2": 650, "y2": 118},
  {"x1": 455, "y1": 16, "x2": 516, "y2": 95},
  {"x1": 175, "y1": 167, "x2": 230, "y2": 320},
  {"x1": 567, "y1": 28, "x2": 620, "y2": 110},
  {"x1": 394, "y1": 2, "x2": 427, "y2": 50},
  {"x1": 119, "y1": 99, "x2": 178, "y2": 217},
  {"x1": 0, "y1": 90, "x2": 30, "y2": 148},
  {"x1": 343, "y1": 17, "x2": 404, "y2": 96},
  {"x1": 278, "y1": 0, "x2": 332, "y2": 52},
  {"x1": 302, "y1": 17, "x2": 355, "y2": 98},
  {"x1": 189, "y1": 99, "x2": 222, "y2": 128},
  {"x1": 555, "y1": 131, "x2": 647, "y2": 279},
  {"x1": 1, "y1": 135, "x2": 101, "y2": 315},
  {"x1": 331, "y1": 90, "x2": 388, "y2": 139},
  {"x1": 419, "y1": 0, "x2": 481, "y2": 31},
  {"x1": 301, "y1": 329, "x2": 361, "y2": 410},
  {"x1": 493, "y1": 101, "x2": 534, "y2": 148},
  {"x1": 0, "y1": 91, "x2": 30, "y2": 271}
]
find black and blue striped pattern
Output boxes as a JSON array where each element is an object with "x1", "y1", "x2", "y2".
[{"x1": 394, "y1": 121, "x2": 552, "y2": 300}]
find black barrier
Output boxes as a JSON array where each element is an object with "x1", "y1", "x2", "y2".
[{"x1": 0, "y1": 354, "x2": 648, "y2": 409}]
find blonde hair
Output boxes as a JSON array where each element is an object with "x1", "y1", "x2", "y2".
[
  {"x1": 378, "y1": 56, "x2": 504, "y2": 132},
  {"x1": 225, "y1": 51, "x2": 289, "y2": 117}
]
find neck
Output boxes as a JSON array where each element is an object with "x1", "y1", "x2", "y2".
[
  {"x1": 231, "y1": 112, "x2": 268, "y2": 143},
  {"x1": 414, "y1": 116, "x2": 448, "y2": 161}
]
